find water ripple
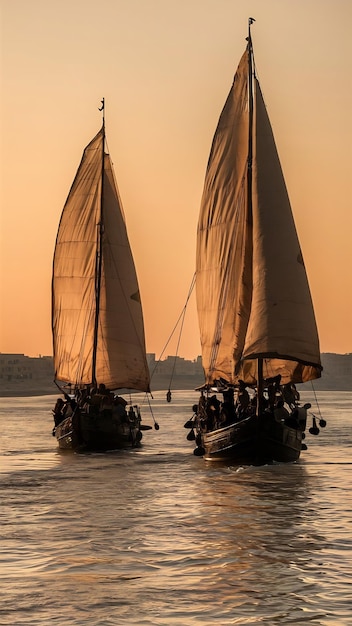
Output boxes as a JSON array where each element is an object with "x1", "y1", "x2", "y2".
[{"x1": 0, "y1": 391, "x2": 351, "y2": 625}]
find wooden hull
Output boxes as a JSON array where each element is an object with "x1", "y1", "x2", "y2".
[
  {"x1": 54, "y1": 408, "x2": 143, "y2": 452},
  {"x1": 195, "y1": 413, "x2": 304, "y2": 464}
]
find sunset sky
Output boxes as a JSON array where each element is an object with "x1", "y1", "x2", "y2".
[{"x1": 1, "y1": 0, "x2": 351, "y2": 362}]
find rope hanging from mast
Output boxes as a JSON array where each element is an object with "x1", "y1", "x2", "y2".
[{"x1": 149, "y1": 274, "x2": 196, "y2": 401}]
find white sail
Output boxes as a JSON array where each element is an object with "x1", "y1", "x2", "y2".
[
  {"x1": 196, "y1": 46, "x2": 321, "y2": 386},
  {"x1": 52, "y1": 128, "x2": 150, "y2": 392}
]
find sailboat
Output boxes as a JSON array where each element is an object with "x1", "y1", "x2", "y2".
[
  {"x1": 51, "y1": 100, "x2": 153, "y2": 451},
  {"x1": 186, "y1": 21, "x2": 325, "y2": 464}
]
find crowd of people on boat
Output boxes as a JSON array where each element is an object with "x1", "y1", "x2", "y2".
[
  {"x1": 52, "y1": 383, "x2": 136, "y2": 427},
  {"x1": 195, "y1": 378, "x2": 302, "y2": 433}
]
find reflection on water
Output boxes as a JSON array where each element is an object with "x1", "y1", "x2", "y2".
[{"x1": 0, "y1": 391, "x2": 351, "y2": 625}]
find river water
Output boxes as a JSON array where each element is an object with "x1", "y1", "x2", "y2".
[{"x1": 0, "y1": 390, "x2": 351, "y2": 625}]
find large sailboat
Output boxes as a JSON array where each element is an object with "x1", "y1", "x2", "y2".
[
  {"x1": 52, "y1": 101, "x2": 153, "y2": 451},
  {"x1": 186, "y1": 21, "x2": 325, "y2": 463}
]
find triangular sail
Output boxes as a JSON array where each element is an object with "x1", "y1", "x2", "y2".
[
  {"x1": 196, "y1": 51, "x2": 252, "y2": 386},
  {"x1": 52, "y1": 128, "x2": 150, "y2": 392},
  {"x1": 196, "y1": 44, "x2": 321, "y2": 387},
  {"x1": 241, "y1": 79, "x2": 321, "y2": 384}
]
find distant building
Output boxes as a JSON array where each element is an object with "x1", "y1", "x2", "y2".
[
  {"x1": 147, "y1": 354, "x2": 203, "y2": 390},
  {"x1": 0, "y1": 353, "x2": 55, "y2": 395},
  {"x1": 0, "y1": 353, "x2": 53, "y2": 382}
]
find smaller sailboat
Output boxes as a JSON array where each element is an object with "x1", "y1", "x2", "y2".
[
  {"x1": 52, "y1": 100, "x2": 153, "y2": 451},
  {"x1": 186, "y1": 21, "x2": 326, "y2": 464}
]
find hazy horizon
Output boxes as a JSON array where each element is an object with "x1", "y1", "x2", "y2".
[{"x1": 1, "y1": 349, "x2": 351, "y2": 360}]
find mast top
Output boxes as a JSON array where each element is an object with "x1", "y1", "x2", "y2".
[
  {"x1": 98, "y1": 98, "x2": 105, "y2": 126},
  {"x1": 248, "y1": 17, "x2": 255, "y2": 43}
]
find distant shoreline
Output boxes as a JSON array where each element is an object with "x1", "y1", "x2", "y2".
[
  {"x1": 1, "y1": 353, "x2": 350, "y2": 397},
  {"x1": 0, "y1": 378, "x2": 350, "y2": 398},
  {"x1": 0, "y1": 376, "x2": 202, "y2": 398}
]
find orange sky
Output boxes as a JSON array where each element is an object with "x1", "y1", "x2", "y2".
[{"x1": 1, "y1": 0, "x2": 351, "y2": 360}]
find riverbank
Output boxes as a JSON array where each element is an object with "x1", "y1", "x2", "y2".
[
  {"x1": 0, "y1": 375, "x2": 203, "y2": 398},
  {"x1": 1, "y1": 352, "x2": 350, "y2": 397},
  {"x1": 1, "y1": 376, "x2": 350, "y2": 397}
]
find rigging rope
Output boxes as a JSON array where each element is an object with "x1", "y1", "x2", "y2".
[
  {"x1": 149, "y1": 274, "x2": 196, "y2": 394},
  {"x1": 167, "y1": 295, "x2": 188, "y2": 395},
  {"x1": 146, "y1": 392, "x2": 159, "y2": 429},
  {"x1": 310, "y1": 380, "x2": 323, "y2": 419}
]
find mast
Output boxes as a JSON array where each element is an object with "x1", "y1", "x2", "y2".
[
  {"x1": 247, "y1": 19, "x2": 263, "y2": 414},
  {"x1": 92, "y1": 98, "x2": 105, "y2": 387},
  {"x1": 247, "y1": 18, "x2": 254, "y2": 198}
]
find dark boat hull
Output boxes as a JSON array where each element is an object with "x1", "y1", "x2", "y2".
[
  {"x1": 54, "y1": 408, "x2": 142, "y2": 452},
  {"x1": 197, "y1": 413, "x2": 304, "y2": 464}
]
